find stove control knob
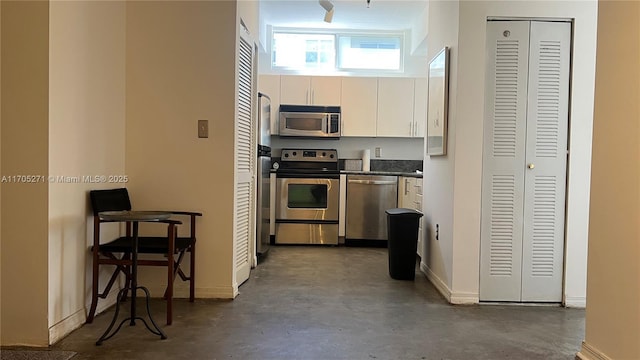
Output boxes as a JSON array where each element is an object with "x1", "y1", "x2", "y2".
[
  {"x1": 292, "y1": 151, "x2": 297, "y2": 156},
  {"x1": 330, "y1": 154, "x2": 335, "y2": 159},
  {"x1": 284, "y1": 153, "x2": 289, "y2": 158},
  {"x1": 322, "y1": 152, "x2": 326, "y2": 157}
]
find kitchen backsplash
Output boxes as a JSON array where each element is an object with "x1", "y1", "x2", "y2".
[
  {"x1": 270, "y1": 136, "x2": 424, "y2": 161},
  {"x1": 339, "y1": 159, "x2": 423, "y2": 172}
]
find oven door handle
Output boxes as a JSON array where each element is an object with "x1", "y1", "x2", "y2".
[
  {"x1": 322, "y1": 114, "x2": 329, "y2": 134},
  {"x1": 347, "y1": 179, "x2": 397, "y2": 185}
]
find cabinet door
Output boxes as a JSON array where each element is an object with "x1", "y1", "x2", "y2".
[
  {"x1": 311, "y1": 76, "x2": 342, "y2": 105},
  {"x1": 414, "y1": 179, "x2": 423, "y2": 255},
  {"x1": 341, "y1": 77, "x2": 377, "y2": 137},
  {"x1": 397, "y1": 177, "x2": 409, "y2": 207},
  {"x1": 377, "y1": 78, "x2": 415, "y2": 137},
  {"x1": 413, "y1": 78, "x2": 428, "y2": 138},
  {"x1": 258, "y1": 75, "x2": 281, "y2": 135},
  {"x1": 280, "y1": 75, "x2": 311, "y2": 105}
]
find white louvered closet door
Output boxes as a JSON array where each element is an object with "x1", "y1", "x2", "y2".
[
  {"x1": 234, "y1": 25, "x2": 255, "y2": 288},
  {"x1": 480, "y1": 21, "x2": 570, "y2": 302},
  {"x1": 480, "y1": 21, "x2": 531, "y2": 301},
  {"x1": 521, "y1": 22, "x2": 570, "y2": 301}
]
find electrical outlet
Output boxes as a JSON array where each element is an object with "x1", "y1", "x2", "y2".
[
  {"x1": 375, "y1": 147, "x2": 382, "y2": 158},
  {"x1": 198, "y1": 120, "x2": 208, "y2": 138}
]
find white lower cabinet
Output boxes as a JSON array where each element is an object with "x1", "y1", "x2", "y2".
[{"x1": 398, "y1": 176, "x2": 424, "y2": 257}]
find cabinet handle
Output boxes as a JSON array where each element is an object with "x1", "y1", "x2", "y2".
[
  {"x1": 348, "y1": 179, "x2": 397, "y2": 185},
  {"x1": 404, "y1": 178, "x2": 409, "y2": 195},
  {"x1": 409, "y1": 122, "x2": 413, "y2": 136},
  {"x1": 311, "y1": 89, "x2": 315, "y2": 104}
]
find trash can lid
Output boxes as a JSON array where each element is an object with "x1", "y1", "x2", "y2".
[{"x1": 385, "y1": 208, "x2": 424, "y2": 218}]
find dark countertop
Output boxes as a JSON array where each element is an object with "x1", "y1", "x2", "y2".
[
  {"x1": 341, "y1": 170, "x2": 423, "y2": 178},
  {"x1": 269, "y1": 169, "x2": 423, "y2": 178}
]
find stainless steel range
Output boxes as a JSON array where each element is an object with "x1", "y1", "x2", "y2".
[{"x1": 274, "y1": 149, "x2": 339, "y2": 245}]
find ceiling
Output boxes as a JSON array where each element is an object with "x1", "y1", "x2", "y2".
[{"x1": 260, "y1": 0, "x2": 428, "y2": 31}]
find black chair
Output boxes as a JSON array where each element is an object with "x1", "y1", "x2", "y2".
[{"x1": 87, "y1": 188, "x2": 202, "y2": 325}]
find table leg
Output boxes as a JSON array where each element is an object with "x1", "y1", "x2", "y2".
[
  {"x1": 95, "y1": 220, "x2": 167, "y2": 345},
  {"x1": 130, "y1": 222, "x2": 138, "y2": 326}
]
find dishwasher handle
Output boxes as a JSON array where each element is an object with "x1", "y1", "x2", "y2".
[{"x1": 348, "y1": 179, "x2": 397, "y2": 185}]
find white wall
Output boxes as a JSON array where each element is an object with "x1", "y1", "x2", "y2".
[
  {"x1": 126, "y1": 0, "x2": 239, "y2": 299},
  {"x1": 422, "y1": 0, "x2": 597, "y2": 305},
  {"x1": 578, "y1": 1, "x2": 640, "y2": 359},
  {"x1": 0, "y1": 0, "x2": 50, "y2": 346},
  {"x1": 272, "y1": 137, "x2": 424, "y2": 161},
  {"x1": 48, "y1": 0, "x2": 126, "y2": 343},
  {"x1": 420, "y1": 0, "x2": 459, "y2": 299}
]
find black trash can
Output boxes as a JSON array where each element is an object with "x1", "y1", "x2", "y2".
[{"x1": 385, "y1": 208, "x2": 424, "y2": 280}]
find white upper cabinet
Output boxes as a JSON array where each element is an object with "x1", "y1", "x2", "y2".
[
  {"x1": 280, "y1": 76, "x2": 309, "y2": 105},
  {"x1": 340, "y1": 77, "x2": 377, "y2": 137},
  {"x1": 280, "y1": 75, "x2": 341, "y2": 106},
  {"x1": 376, "y1": 77, "x2": 415, "y2": 137},
  {"x1": 258, "y1": 74, "x2": 281, "y2": 135},
  {"x1": 413, "y1": 78, "x2": 428, "y2": 138}
]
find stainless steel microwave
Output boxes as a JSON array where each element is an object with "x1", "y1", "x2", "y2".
[{"x1": 279, "y1": 105, "x2": 341, "y2": 139}]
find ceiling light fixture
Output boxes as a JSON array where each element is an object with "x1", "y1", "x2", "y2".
[
  {"x1": 324, "y1": 8, "x2": 335, "y2": 23},
  {"x1": 319, "y1": 0, "x2": 334, "y2": 23}
]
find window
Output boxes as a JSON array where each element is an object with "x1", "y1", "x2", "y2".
[
  {"x1": 273, "y1": 33, "x2": 335, "y2": 69},
  {"x1": 337, "y1": 35, "x2": 402, "y2": 70},
  {"x1": 272, "y1": 30, "x2": 403, "y2": 72}
]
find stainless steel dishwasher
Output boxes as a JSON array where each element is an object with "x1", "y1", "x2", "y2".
[{"x1": 346, "y1": 175, "x2": 398, "y2": 241}]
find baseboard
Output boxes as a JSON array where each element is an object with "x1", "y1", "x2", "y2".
[
  {"x1": 144, "y1": 285, "x2": 236, "y2": 299},
  {"x1": 199, "y1": 285, "x2": 237, "y2": 299},
  {"x1": 564, "y1": 296, "x2": 586, "y2": 308},
  {"x1": 48, "y1": 309, "x2": 85, "y2": 345},
  {"x1": 420, "y1": 262, "x2": 479, "y2": 305},
  {"x1": 94, "y1": 288, "x2": 121, "y2": 316},
  {"x1": 421, "y1": 262, "x2": 452, "y2": 302},
  {"x1": 576, "y1": 341, "x2": 612, "y2": 360},
  {"x1": 450, "y1": 291, "x2": 479, "y2": 304}
]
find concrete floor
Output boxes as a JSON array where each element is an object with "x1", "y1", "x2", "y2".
[{"x1": 54, "y1": 246, "x2": 585, "y2": 359}]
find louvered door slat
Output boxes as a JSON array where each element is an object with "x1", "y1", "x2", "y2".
[
  {"x1": 521, "y1": 21, "x2": 570, "y2": 302},
  {"x1": 480, "y1": 21, "x2": 530, "y2": 302}
]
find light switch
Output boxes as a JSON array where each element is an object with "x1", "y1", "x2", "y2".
[
  {"x1": 198, "y1": 120, "x2": 208, "y2": 138},
  {"x1": 375, "y1": 147, "x2": 382, "y2": 158}
]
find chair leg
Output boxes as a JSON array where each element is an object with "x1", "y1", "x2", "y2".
[
  {"x1": 163, "y1": 251, "x2": 185, "y2": 300},
  {"x1": 189, "y1": 245, "x2": 195, "y2": 302},
  {"x1": 87, "y1": 254, "x2": 100, "y2": 323}
]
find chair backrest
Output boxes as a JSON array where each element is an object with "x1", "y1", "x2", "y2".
[{"x1": 89, "y1": 188, "x2": 132, "y2": 216}]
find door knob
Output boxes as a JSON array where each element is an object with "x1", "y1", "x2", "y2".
[{"x1": 527, "y1": 163, "x2": 535, "y2": 169}]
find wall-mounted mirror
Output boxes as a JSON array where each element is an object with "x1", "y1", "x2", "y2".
[{"x1": 426, "y1": 47, "x2": 450, "y2": 156}]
